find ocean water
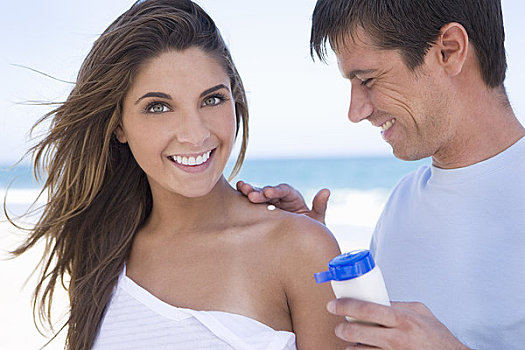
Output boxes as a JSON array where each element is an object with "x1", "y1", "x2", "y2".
[
  {"x1": 230, "y1": 156, "x2": 429, "y2": 192},
  {"x1": 1, "y1": 156, "x2": 430, "y2": 249},
  {"x1": 1, "y1": 156, "x2": 430, "y2": 191}
]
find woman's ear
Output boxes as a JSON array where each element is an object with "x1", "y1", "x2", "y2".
[
  {"x1": 114, "y1": 125, "x2": 128, "y2": 143},
  {"x1": 435, "y1": 22, "x2": 469, "y2": 77}
]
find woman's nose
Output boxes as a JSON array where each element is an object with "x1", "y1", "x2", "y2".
[{"x1": 174, "y1": 109, "x2": 210, "y2": 146}]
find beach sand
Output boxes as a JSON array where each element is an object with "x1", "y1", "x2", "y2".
[
  {"x1": 0, "y1": 219, "x2": 374, "y2": 350},
  {"x1": 0, "y1": 221, "x2": 67, "y2": 350}
]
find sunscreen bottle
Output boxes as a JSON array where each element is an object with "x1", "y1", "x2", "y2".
[{"x1": 315, "y1": 250, "x2": 390, "y2": 321}]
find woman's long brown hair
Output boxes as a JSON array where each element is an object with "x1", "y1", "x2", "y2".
[{"x1": 7, "y1": 1, "x2": 249, "y2": 348}]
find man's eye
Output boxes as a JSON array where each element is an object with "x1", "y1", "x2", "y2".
[
  {"x1": 147, "y1": 103, "x2": 169, "y2": 113},
  {"x1": 361, "y1": 78, "x2": 373, "y2": 86}
]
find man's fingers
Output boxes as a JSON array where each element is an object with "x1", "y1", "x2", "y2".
[
  {"x1": 335, "y1": 322, "x2": 388, "y2": 349},
  {"x1": 246, "y1": 190, "x2": 271, "y2": 203},
  {"x1": 237, "y1": 181, "x2": 282, "y2": 200},
  {"x1": 328, "y1": 298, "x2": 397, "y2": 328},
  {"x1": 236, "y1": 181, "x2": 270, "y2": 203},
  {"x1": 311, "y1": 188, "x2": 330, "y2": 224},
  {"x1": 237, "y1": 182, "x2": 313, "y2": 214},
  {"x1": 236, "y1": 181, "x2": 249, "y2": 195},
  {"x1": 236, "y1": 181, "x2": 254, "y2": 195},
  {"x1": 391, "y1": 301, "x2": 433, "y2": 317},
  {"x1": 262, "y1": 184, "x2": 296, "y2": 201}
]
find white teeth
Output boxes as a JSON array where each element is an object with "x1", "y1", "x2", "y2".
[
  {"x1": 170, "y1": 150, "x2": 212, "y2": 166},
  {"x1": 380, "y1": 119, "x2": 396, "y2": 132}
]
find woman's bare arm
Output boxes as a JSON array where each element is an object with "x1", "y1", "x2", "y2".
[{"x1": 277, "y1": 216, "x2": 348, "y2": 349}]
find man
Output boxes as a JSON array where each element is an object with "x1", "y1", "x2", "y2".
[{"x1": 237, "y1": 0, "x2": 525, "y2": 348}]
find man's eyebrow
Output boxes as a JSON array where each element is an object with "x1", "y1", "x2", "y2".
[
  {"x1": 200, "y1": 84, "x2": 229, "y2": 98},
  {"x1": 346, "y1": 69, "x2": 377, "y2": 79},
  {"x1": 135, "y1": 92, "x2": 172, "y2": 105}
]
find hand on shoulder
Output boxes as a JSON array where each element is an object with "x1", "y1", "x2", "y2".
[{"x1": 236, "y1": 180, "x2": 330, "y2": 224}]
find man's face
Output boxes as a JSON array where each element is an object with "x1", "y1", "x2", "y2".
[{"x1": 335, "y1": 28, "x2": 453, "y2": 161}]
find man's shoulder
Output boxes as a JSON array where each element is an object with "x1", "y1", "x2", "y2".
[
  {"x1": 389, "y1": 164, "x2": 432, "y2": 197},
  {"x1": 374, "y1": 164, "x2": 431, "y2": 228},
  {"x1": 371, "y1": 164, "x2": 431, "y2": 255}
]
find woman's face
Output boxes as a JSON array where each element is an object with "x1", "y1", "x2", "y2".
[{"x1": 117, "y1": 47, "x2": 237, "y2": 198}]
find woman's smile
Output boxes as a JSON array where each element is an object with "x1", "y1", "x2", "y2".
[{"x1": 167, "y1": 149, "x2": 215, "y2": 173}]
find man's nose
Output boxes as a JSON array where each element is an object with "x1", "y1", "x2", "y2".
[{"x1": 347, "y1": 83, "x2": 373, "y2": 123}]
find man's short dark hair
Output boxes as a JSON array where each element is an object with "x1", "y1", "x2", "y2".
[{"x1": 310, "y1": 0, "x2": 507, "y2": 88}]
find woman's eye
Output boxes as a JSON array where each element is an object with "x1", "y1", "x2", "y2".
[
  {"x1": 147, "y1": 103, "x2": 169, "y2": 113},
  {"x1": 203, "y1": 96, "x2": 222, "y2": 106}
]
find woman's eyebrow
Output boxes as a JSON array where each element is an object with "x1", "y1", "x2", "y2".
[
  {"x1": 135, "y1": 92, "x2": 172, "y2": 104},
  {"x1": 134, "y1": 84, "x2": 228, "y2": 105},
  {"x1": 200, "y1": 84, "x2": 229, "y2": 97}
]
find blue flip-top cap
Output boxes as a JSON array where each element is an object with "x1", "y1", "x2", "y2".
[{"x1": 314, "y1": 250, "x2": 376, "y2": 284}]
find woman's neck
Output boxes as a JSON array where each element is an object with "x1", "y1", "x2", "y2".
[{"x1": 142, "y1": 176, "x2": 238, "y2": 236}]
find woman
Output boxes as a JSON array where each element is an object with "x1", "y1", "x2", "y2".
[{"x1": 10, "y1": 0, "x2": 346, "y2": 349}]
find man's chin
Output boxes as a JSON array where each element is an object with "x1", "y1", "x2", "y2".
[{"x1": 392, "y1": 147, "x2": 429, "y2": 162}]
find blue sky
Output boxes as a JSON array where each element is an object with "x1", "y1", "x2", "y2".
[{"x1": 1, "y1": 0, "x2": 524, "y2": 164}]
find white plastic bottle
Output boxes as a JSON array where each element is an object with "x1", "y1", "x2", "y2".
[{"x1": 315, "y1": 250, "x2": 390, "y2": 321}]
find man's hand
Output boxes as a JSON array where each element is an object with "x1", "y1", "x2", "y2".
[
  {"x1": 327, "y1": 298, "x2": 471, "y2": 350},
  {"x1": 236, "y1": 181, "x2": 330, "y2": 224}
]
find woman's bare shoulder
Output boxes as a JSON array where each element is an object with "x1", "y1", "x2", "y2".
[
  {"x1": 231, "y1": 191, "x2": 340, "y2": 269},
  {"x1": 253, "y1": 206, "x2": 347, "y2": 348},
  {"x1": 256, "y1": 204, "x2": 340, "y2": 259},
  {"x1": 238, "y1": 200, "x2": 341, "y2": 285}
]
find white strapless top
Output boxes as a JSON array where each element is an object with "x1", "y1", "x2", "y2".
[{"x1": 93, "y1": 267, "x2": 297, "y2": 349}]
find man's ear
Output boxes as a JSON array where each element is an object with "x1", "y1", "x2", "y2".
[
  {"x1": 435, "y1": 22, "x2": 469, "y2": 77},
  {"x1": 114, "y1": 124, "x2": 128, "y2": 143}
]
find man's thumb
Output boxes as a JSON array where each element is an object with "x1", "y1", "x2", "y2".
[{"x1": 311, "y1": 188, "x2": 330, "y2": 224}]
